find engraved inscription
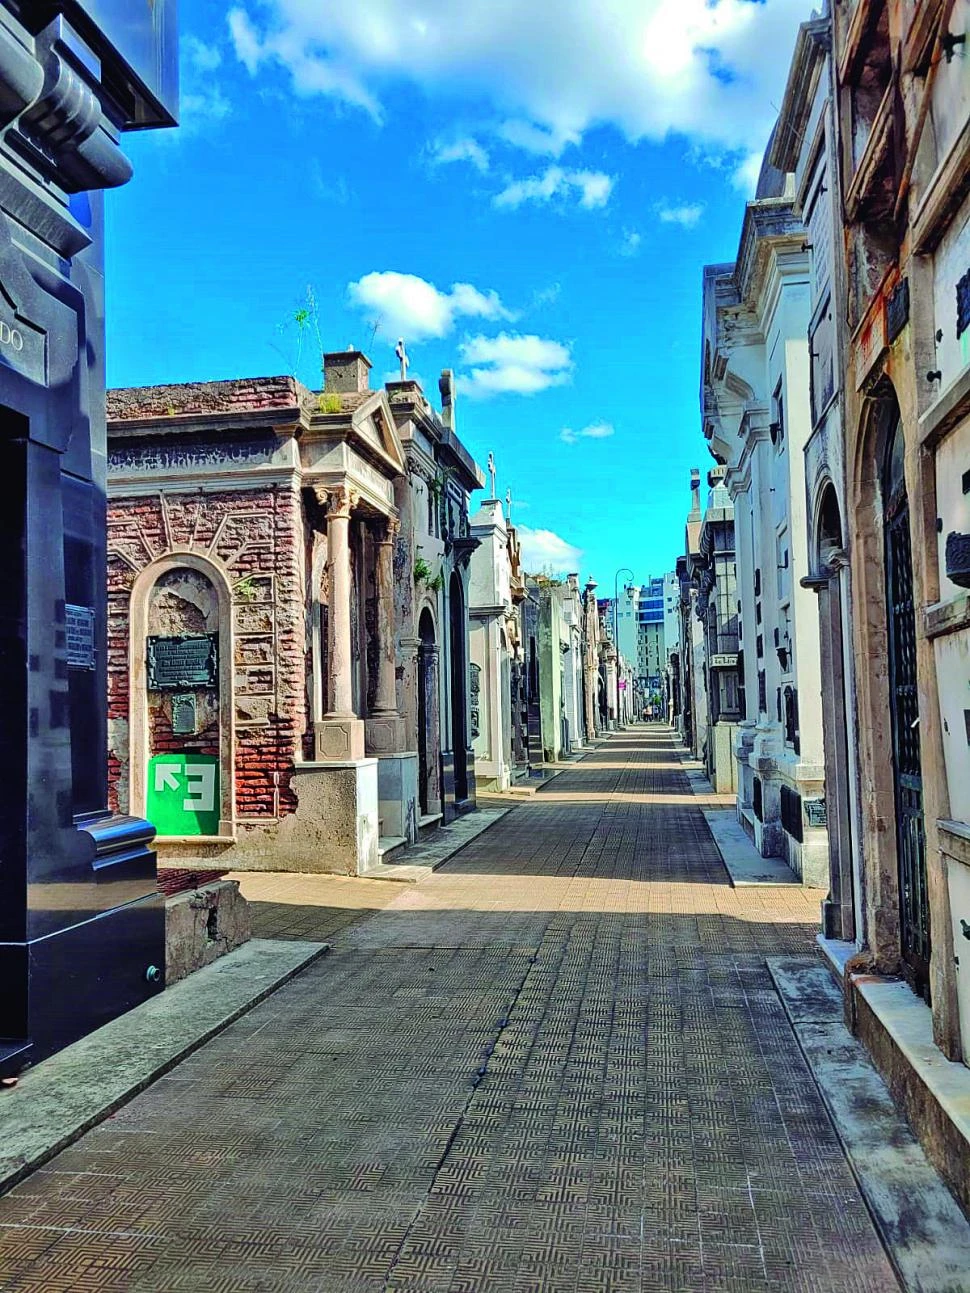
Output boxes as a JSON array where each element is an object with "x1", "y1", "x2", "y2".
[
  {"x1": 0, "y1": 309, "x2": 46, "y2": 386},
  {"x1": 109, "y1": 434, "x2": 278, "y2": 474},
  {"x1": 804, "y1": 798, "x2": 828, "y2": 829},
  {"x1": 65, "y1": 603, "x2": 96, "y2": 670},
  {"x1": 147, "y1": 634, "x2": 218, "y2": 689}
]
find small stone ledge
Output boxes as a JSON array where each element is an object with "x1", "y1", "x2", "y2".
[
  {"x1": 850, "y1": 972, "x2": 970, "y2": 1219},
  {"x1": 769, "y1": 957, "x2": 970, "y2": 1283},
  {"x1": 166, "y1": 879, "x2": 252, "y2": 985},
  {"x1": 703, "y1": 808, "x2": 798, "y2": 886}
]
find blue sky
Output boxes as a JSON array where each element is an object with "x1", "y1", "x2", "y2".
[{"x1": 105, "y1": 0, "x2": 809, "y2": 586}]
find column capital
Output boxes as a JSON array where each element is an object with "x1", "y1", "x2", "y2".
[
  {"x1": 325, "y1": 483, "x2": 359, "y2": 520},
  {"x1": 375, "y1": 513, "x2": 401, "y2": 544}
]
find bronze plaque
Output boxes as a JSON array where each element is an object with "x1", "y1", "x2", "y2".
[
  {"x1": 147, "y1": 634, "x2": 218, "y2": 690},
  {"x1": 65, "y1": 603, "x2": 96, "y2": 670},
  {"x1": 171, "y1": 693, "x2": 198, "y2": 736},
  {"x1": 804, "y1": 798, "x2": 828, "y2": 829}
]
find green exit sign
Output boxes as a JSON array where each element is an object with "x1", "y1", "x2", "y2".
[{"x1": 147, "y1": 753, "x2": 219, "y2": 837}]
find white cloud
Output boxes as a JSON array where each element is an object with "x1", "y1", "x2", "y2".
[
  {"x1": 560, "y1": 422, "x2": 615, "y2": 445},
  {"x1": 493, "y1": 166, "x2": 614, "y2": 211},
  {"x1": 733, "y1": 149, "x2": 765, "y2": 195},
  {"x1": 497, "y1": 120, "x2": 579, "y2": 157},
  {"x1": 348, "y1": 272, "x2": 513, "y2": 342},
  {"x1": 517, "y1": 525, "x2": 583, "y2": 575},
  {"x1": 620, "y1": 229, "x2": 642, "y2": 257},
  {"x1": 181, "y1": 87, "x2": 232, "y2": 124},
  {"x1": 431, "y1": 137, "x2": 490, "y2": 172},
  {"x1": 175, "y1": 36, "x2": 231, "y2": 132},
  {"x1": 227, "y1": 1, "x2": 808, "y2": 166},
  {"x1": 184, "y1": 36, "x2": 223, "y2": 73},
  {"x1": 530, "y1": 283, "x2": 562, "y2": 309},
  {"x1": 656, "y1": 201, "x2": 704, "y2": 228},
  {"x1": 458, "y1": 333, "x2": 572, "y2": 399}
]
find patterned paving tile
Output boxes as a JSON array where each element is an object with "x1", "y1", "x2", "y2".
[{"x1": 0, "y1": 730, "x2": 902, "y2": 1291}]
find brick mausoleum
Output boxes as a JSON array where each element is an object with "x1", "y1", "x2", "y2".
[{"x1": 107, "y1": 355, "x2": 480, "y2": 876}]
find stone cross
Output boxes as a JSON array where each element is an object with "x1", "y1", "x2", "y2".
[
  {"x1": 487, "y1": 452, "x2": 496, "y2": 499},
  {"x1": 395, "y1": 338, "x2": 409, "y2": 381},
  {"x1": 505, "y1": 487, "x2": 513, "y2": 526}
]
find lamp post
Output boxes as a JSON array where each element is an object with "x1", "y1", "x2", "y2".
[{"x1": 613, "y1": 567, "x2": 634, "y2": 729}]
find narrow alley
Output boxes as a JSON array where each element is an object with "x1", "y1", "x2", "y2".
[{"x1": 0, "y1": 731, "x2": 932, "y2": 1290}]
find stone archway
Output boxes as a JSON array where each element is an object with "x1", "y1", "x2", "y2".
[
  {"x1": 851, "y1": 379, "x2": 932, "y2": 992},
  {"x1": 811, "y1": 481, "x2": 857, "y2": 942},
  {"x1": 417, "y1": 607, "x2": 440, "y2": 816},
  {"x1": 129, "y1": 552, "x2": 234, "y2": 838},
  {"x1": 449, "y1": 572, "x2": 469, "y2": 803}
]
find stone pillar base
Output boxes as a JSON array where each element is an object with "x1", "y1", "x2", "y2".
[
  {"x1": 315, "y1": 717, "x2": 366, "y2": 762},
  {"x1": 365, "y1": 714, "x2": 406, "y2": 757},
  {"x1": 377, "y1": 752, "x2": 420, "y2": 843}
]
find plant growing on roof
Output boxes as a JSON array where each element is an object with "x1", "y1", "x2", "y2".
[{"x1": 270, "y1": 285, "x2": 326, "y2": 384}]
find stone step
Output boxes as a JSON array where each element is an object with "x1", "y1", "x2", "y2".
[
  {"x1": 418, "y1": 813, "x2": 442, "y2": 838},
  {"x1": 377, "y1": 835, "x2": 408, "y2": 864}
]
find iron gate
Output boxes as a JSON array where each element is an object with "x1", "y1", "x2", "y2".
[{"x1": 885, "y1": 459, "x2": 930, "y2": 996}]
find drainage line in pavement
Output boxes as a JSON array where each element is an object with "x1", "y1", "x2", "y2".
[{"x1": 380, "y1": 952, "x2": 539, "y2": 1290}]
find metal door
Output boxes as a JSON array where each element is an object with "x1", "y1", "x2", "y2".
[{"x1": 884, "y1": 424, "x2": 930, "y2": 995}]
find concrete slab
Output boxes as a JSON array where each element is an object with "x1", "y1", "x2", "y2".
[
  {"x1": 702, "y1": 808, "x2": 797, "y2": 885},
  {"x1": 851, "y1": 972, "x2": 970, "y2": 1221},
  {"x1": 0, "y1": 938, "x2": 327, "y2": 1198},
  {"x1": 769, "y1": 956, "x2": 970, "y2": 1292},
  {"x1": 361, "y1": 805, "x2": 511, "y2": 882}
]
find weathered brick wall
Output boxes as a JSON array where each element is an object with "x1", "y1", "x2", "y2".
[
  {"x1": 107, "y1": 483, "x2": 306, "y2": 823},
  {"x1": 107, "y1": 376, "x2": 304, "y2": 422}
]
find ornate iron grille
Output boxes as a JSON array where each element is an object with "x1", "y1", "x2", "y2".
[
  {"x1": 885, "y1": 470, "x2": 930, "y2": 995},
  {"x1": 780, "y1": 784, "x2": 803, "y2": 843}
]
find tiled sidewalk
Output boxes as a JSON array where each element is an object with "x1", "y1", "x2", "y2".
[{"x1": 0, "y1": 730, "x2": 901, "y2": 1291}]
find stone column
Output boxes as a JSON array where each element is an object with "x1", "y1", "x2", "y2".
[
  {"x1": 365, "y1": 515, "x2": 406, "y2": 758},
  {"x1": 325, "y1": 485, "x2": 356, "y2": 719},
  {"x1": 372, "y1": 516, "x2": 399, "y2": 716},
  {"x1": 315, "y1": 484, "x2": 365, "y2": 761}
]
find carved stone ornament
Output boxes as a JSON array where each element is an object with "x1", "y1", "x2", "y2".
[
  {"x1": 326, "y1": 484, "x2": 359, "y2": 519},
  {"x1": 378, "y1": 514, "x2": 401, "y2": 544}
]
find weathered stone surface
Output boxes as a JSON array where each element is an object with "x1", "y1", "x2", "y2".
[{"x1": 165, "y1": 880, "x2": 252, "y2": 984}]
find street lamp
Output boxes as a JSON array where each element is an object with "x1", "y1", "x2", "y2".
[{"x1": 613, "y1": 567, "x2": 634, "y2": 728}]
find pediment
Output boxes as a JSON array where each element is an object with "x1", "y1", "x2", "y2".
[{"x1": 350, "y1": 391, "x2": 406, "y2": 476}]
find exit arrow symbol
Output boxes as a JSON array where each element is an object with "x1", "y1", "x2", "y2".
[{"x1": 154, "y1": 763, "x2": 182, "y2": 792}]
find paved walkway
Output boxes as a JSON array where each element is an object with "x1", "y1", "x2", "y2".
[{"x1": 0, "y1": 730, "x2": 903, "y2": 1291}]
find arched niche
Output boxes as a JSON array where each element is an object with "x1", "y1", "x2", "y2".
[
  {"x1": 815, "y1": 480, "x2": 845, "y2": 571},
  {"x1": 448, "y1": 572, "x2": 469, "y2": 802},
  {"x1": 417, "y1": 605, "x2": 440, "y2": 816},
  {"x1": 310, "y1": 535, "x2": 330, "y2": 725},
  {"x1": 128, "y1": 551, "x2": 235, "y2": 838}
]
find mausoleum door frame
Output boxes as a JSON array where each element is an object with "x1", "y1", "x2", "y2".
[
  {"x1": 128, "y1": 549, "x2": 235, "y2": 836},
  {"x1": 807, "y1": 478, "x2": 857, "y2": 943},
  {"x1": 310, "y1": 537, "x2": 329, "y2": 726}
]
